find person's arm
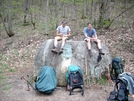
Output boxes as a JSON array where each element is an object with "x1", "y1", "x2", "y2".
[
  {"x1": 84, "y1": 28, "x2": 89, "y2": 38},
  {"x1": 56, "y1": 30, "x2": 62, "y2": 36},
  {"x1": 92, "y1": 29, "x2": 97, "y2": 39},
  {"x1": 92, "y1": 34, "x2": 97, "y2": 39},
  {"x1": 84, "y1": 33, "x2": 89, "y2": 38},
  {"x1": 56, "y1": 26, "x2": 63, "y2": 36}
]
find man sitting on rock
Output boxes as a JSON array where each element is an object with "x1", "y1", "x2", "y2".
[
  {"x1": 51, "y1": 20, "x2": 71, "y2": 54},
  {"x1": 83, "y1": 22, "x2": 104, "y2": 57}
]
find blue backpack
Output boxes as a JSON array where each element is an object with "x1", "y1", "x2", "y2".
[{"x1": 35, "y1": 66, "x2": 57, "y2": 94}]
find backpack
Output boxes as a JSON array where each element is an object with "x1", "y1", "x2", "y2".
[
  {"x1": 111, "y1": 57, "x2": 124, "y2": 80},
  {"x1": 35, "y1": 66, "x2": 57, "y2": 94},
  {"x1": 66, "y1": 65, "x2": 84, "y2": 95},
  {"x1": 107, "y1": 79, "x2": 129, "y2": 101}
]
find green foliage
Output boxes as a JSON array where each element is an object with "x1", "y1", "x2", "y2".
[
  {"x1": 22, "y1": 22, "x2": 30, "y2": 26},
  {"x1": 103, "y1": 19, "x2": 111, "y2": 28},
  {"x1": 11, "y1": 1, "x2": 22, "y2": 6},
  {"x1": 9, "y1": 69, "x2": 15, "y2": 72},
  {"x1": 93, "y1": 20, "x2": 99, "y2": 28},
  {"x1": 74, "y1": 0, "x2": 83, "y2": 5},
  {"x1": 100, "y1": 77, "x2": 108, "y2": 85},
  {"x1": 59, "y1": 0, "x2": 72, "y2": 4},
  {"x1": 30, "y1": 6, "x2": 41, "y2": 13},
  {"x1": 12, "y1": 49, "x2": 19, "y2": 55},
  {"x1": 95, "y1": 73, "x2": 108, "y2": 85},
  {"x1": 59, "y1": 0, "x2": 93, "y2": 5}
]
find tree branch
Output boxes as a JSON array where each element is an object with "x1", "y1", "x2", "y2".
[{"x1": 107, "y1": 4, "x2": 134, "y2": 29}]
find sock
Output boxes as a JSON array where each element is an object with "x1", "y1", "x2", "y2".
[
  {"x1": 88, "y1": 49, "x2": 92, "y2": 56},
  {"x1": 88, "y1": 49, "x2": 91, "y2": 52},
  {"x1": 99, "y1": 49, "x2": 102, "y2": 52},
  {"x1": 99, "y1": 49, "x2": 105, "y2": 55},
  {"x1": 54, "y1": 46, "x2": 57, "y2": 49}
]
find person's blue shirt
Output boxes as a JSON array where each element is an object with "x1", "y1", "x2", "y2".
[{"x1": 84, "y1": 27, "x2": 97, "y2": 38}]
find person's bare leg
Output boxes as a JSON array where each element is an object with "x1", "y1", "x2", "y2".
[
  {"x1": 94, "y1": 39, "x2": 104, "y2": 55},
  {"x1": 61, "y1": 36, "x2": 67, "y2": 48},
  {"x1": 51, "y1": 36, "x2": 62, "y2": 53},
  {"x1": 87, "y1": 39, "x2": 91, "y2": 50},
  {"x1": 59, "y1": 36, "x2": 68, "y2": 54},
  {"x1": 96, "y1": 39, "x2": 101, "y2": 49},
  {"x1": 86, "y1": 38, "x2": 92, "y2": 57},
  {"x1": 54, "y1": 36, "x2": 62, "y2": 47}
]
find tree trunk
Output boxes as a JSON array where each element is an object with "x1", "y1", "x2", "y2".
[
  {"x1": 7, "y1": 0, "x2": 14, "y2": 37},
  {"x1": 0, "y1": 1, "x2": 9, "y2": 35},
  {"x1": 24, "y1": 0, "x2": 29, "y2": 23},
  {"x1": 55, "y1": 0, "x2": 59, "y2": 28},
  {"x1": 93, "y1": 2, "x2": 98, "y2": 28},
  {"x1": 98, "y1": 0, "x2": 111, "y2": 29},
  {"x1": 0, "y1": 13, "x2": 9, "y2": 36},
  {"x1": 98, "y1": 0, "x2": 104, "y2": 28},
  {"x1": 62, "y1": 2, "x2": 66, "y2": 18},
  {"x1": 45, "y1": 0, "x2": 49, "y2": 35},
  {"x1": 30, "y1": 13, "x2": 36, "y2": 29},
  {"x1": 0, "y1": 0, "x2": 2, "y2": 12},
  {"x1": 81, "y1": 0, "x2": 86, "y2": 19},
  {"x1": 71, "y1": 0, "x2": 75, "y2": 20},
  {"x1": 90, "y1": 0, "x2": 93, "y2": 22}
]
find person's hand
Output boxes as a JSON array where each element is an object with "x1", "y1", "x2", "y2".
[
  {"x1": 88, "y1": 37, "x2": 94, "y2": 40},
  {"x1": 64, "y1": 35, "x2": 68, "y2": 37},
  {"x1": 92, "y1": 37, "x2": 97, "y2": 41}
]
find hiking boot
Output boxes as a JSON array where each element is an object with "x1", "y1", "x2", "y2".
[
  {"x1": 59, "y1": 48, "x2": 63, "y2": 54},
  {"x1": 99, "y1": 49, "x2": 105, "y2": 55},
  {"x1": 51, "y1": 48, "x2": 58, "y2": 53},
  {"x1": 88, "y1": 50, "x2": 93, "y2": 57}
]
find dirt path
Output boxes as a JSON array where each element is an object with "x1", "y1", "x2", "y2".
[{"x1": 0, "y1": 67, "x2": 114, "y2": 101}]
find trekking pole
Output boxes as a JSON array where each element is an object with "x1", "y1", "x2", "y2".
[
  {"x1": 21, "y1": 75, "x2": 36, "y2": 91},
  {"x1": 85, "y1": 56, "x2": 90, "y2": 87}
]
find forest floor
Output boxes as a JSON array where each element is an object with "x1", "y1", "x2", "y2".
[{"x1": 0, "y1": 23, "x2": 134, "y2": 101}]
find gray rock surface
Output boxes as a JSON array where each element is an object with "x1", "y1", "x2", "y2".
[{"x1": 34, "y1": 39, "x2": 111, "y2": 86}]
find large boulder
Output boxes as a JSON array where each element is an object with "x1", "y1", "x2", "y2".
[{"x1": 34, "y1": 39, "x2": 111, "y2": 86}]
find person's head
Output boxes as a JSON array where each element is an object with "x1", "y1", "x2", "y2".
[
  {"x1": 62, "y1": 20, "x2": 67, "y2": 27},
  {"x1": 87, "y1": 22, "x2": 92, "y2": 30}
]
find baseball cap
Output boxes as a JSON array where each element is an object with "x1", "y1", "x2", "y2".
[{"x1": 62, "y1": 20, "x2": 67, "y2": 24}]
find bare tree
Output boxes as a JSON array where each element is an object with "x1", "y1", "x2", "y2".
[
  {"x1": 55, "y1": 0, "x2": 59, "y2": 28},
  {"x1": 107, "y1": 4, "x2": 134, "y2": 29},
  {"x1": 0, "y1": 1, "x2": 9, "y2": 36},
  {"x1": 7, "y1": 0, "x2": 14, "y2": 37},
  {"x1": 98, "y1": 0, "x2": 111, "y2": 28},
  {"x1": 24, "y1": 0, "x2": 30, "y2": 23},
  {"x1": 90, "y1": 0, "x2": 93, "y2": 22},
  {"x1": 81, "y1": 0, "x2": 87, "y2": 19},
  {"x1": 62, "y1": 1, "x2": 66, "y2": 18},
  {"x1": 45, "y1": 0, "x2": 49, "y2": 34},
  {"x1": 71, "y1": 0, "x2": 75, "y2": 20}
]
